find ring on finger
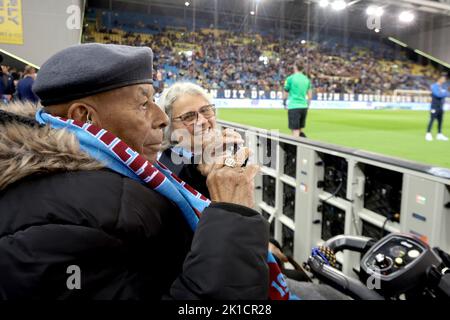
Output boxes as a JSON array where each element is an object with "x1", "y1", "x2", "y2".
[{"x1": 224, "y1": 157, "x2": 237, "y2": 168}]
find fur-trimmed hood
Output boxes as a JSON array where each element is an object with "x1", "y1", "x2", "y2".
[{"x1": 0, "y1": 102, "x2": 103, "y2": 191}]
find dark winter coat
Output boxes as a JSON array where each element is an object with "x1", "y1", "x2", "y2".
[{"x1": 0, "y1": 102, "x2": 269, "y2": 300}]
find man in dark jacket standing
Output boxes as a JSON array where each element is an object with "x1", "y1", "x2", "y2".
[
  {"x1": 0, "y1": 64, "x2": 15, "y2": 104},
  {"x1": 0, "y1": 44, "x2": 268, "y2": 300},
  {"x1": 16, "y1": 65, "x2": 39, "y2": 103}
]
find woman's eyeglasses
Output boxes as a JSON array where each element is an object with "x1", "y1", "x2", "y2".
[{"x1": 172, "y1": 104, "x2": 216, "y2": 125}]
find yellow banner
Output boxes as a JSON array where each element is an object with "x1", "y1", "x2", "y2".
[{"x1": 0, "y1": 0, "x2": 23, "y2": 45}]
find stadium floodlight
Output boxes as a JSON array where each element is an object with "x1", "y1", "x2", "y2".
[
  {"x1": 331, "y1": 0, "x2": 347, "y2": 11},
  {"x1": 374, "y1": 28, "x2": 380, "y2": 33},
  {"x1": 366, "y1": 5, "x2": 384, "y2": 17},
  {"x1": 319, "y1": 0, "x2": 329, "y2": 8},
  {"x1": 399, "y1": 11, "x2": 414, "y2": 23},
  {"x1": 259, "y1": 55, "x2": 269, "y2": 65},
  {"x1": 185, "y1": 1, "x2": 190, "y2": 7},
  {"x1": 301, "y1": 40, "x2": 306, "y2": 44},
  {"x1": 250, "y1": 11, "x2": 255, "y2": 15}
]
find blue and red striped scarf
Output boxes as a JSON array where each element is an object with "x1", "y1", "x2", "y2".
[{"x1": 35, "y1": 109, "x2": 298, "y2": 300}]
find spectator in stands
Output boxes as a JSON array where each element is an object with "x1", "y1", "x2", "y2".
[
  {"x1": 0, "y1": 64, "x2": 15, "y2": 104},
  {"x1": 426, "y1": 74, "x2": 449, "y2": 141},
  {"x1": 10, "y1": 71, "x2": 21, "y2": 100},
  {"x1": 0, "y1": 44, "x2": 268, "y2": 299},
  {"x1": 16, "y1": 66, "x2": 39, "y2": 104}
]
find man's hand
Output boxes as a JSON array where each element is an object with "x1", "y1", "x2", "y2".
[
  {"x1": 197, "y1": 128, "x2": 244, "y2": 177},
  {"x1": 206, "y1": 147, "x2": 260, "y2": 208},
  {"x1": 283, "y1": 99, "x2": 287, "y2": 109}
]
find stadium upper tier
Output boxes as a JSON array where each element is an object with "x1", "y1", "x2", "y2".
[{"x1": 83, "y1": 10, "x2": 441, "y2": 95}]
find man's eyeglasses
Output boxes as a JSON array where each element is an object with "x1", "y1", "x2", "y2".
[{"x1": 172, "y1": 104, "x2": 216, "y2": 125}]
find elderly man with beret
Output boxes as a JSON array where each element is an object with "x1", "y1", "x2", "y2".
[{"x1": 0, "y1": 44, "x2": 269, "y2": 299}]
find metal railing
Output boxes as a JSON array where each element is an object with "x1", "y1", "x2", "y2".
[{"x1": 218, "y1": 119, "x2": 450, "y2": 277}]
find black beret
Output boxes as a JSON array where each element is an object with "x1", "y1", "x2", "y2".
[{"x1": 33, "y1": 43, "x2": 153, "y2": 106}]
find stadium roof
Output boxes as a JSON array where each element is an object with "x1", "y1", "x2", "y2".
[{"x1": 89, "y1": 0, "x2": 449, "y2": 37}]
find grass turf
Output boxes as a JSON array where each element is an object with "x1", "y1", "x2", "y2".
[{"x1": 217, "y1": 108, "x2": 450, "y2": 168}]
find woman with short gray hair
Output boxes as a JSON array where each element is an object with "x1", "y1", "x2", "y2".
[
  {"x1": 158, "y1": 82, "x2": 244, "y2": 198},
  {"x1": 158, "y1": 82, "x2": 215, "y2": 151}
]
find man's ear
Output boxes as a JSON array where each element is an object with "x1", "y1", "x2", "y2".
[{"x1": 67, "y1": 102, "x2": 101, "y2": 126}]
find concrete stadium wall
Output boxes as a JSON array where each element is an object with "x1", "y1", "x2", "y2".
[
  {"x1": 400, "y1": 24, "x2": 450, "y2": 66},
  {"x1": 0, "y1": 0, "x2": 84, "y2": 67}
]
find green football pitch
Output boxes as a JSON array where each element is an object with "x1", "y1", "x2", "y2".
[{"x1": 217, "y1": 108, "x2": 450, "y2": 169}]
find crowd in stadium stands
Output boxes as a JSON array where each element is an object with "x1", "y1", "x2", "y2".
[
  {"x1": 84, "y1": 24, "x2": 440, "y2": 95},
  {"x1": 82, "y1": 7, "x2": 444, "y2": 95}
]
